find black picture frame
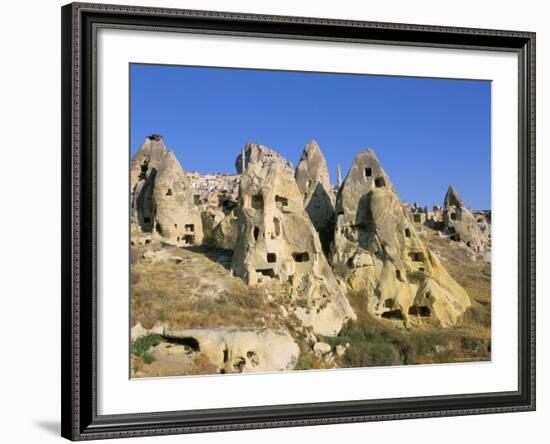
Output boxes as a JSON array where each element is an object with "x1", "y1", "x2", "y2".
[{"x1": 61, "y1": 2, "x2": 536, "y2": 440}]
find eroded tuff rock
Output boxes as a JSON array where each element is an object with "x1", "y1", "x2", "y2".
[
  {"x1": 295, "y1": 140, "x2": 336, "y2": 255},
  {"x1": 130, "y1": 135, "x2": 203, "y2": 246},
  {"x1": 231, "y1": 154, "x2": 356, "y2": 336},
  {"x1": 163, "y1": 327, "x2": 299, "y2": 374},
  {"x1": 235, "y1": 142, "x2": 293, "y2": 174},
  {"x1": 331, "y1": 149, "x2": 471, "y2": 327},
  {"x1": 131, "y1": 135, "x2": 168, "y2": 233},
  {"x1": 443, "y1": 185, "x2": 490, "y2": 253}
]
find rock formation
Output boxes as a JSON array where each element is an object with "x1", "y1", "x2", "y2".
[
  {"x1": 442, "y1": 185, "x2": 490, "y2": 253},
  {"x1": 331, "y1": 149, "x2": 471, "y2": 327},
  {"x1": 130, "y1": 135, "x2": 203, "y2": 246},
  {"x1": 235, "y1": 142, "x2": 293, "y2": 174},
  {"x1": 295, "y1": 140, "x2": 336, "y2": 254},
  {"x1": 163, "y1": 327, "x2": 299, "y2": 374},
  {"x1": 231, "y1": 152, "x2": 356, "y2": 336}
]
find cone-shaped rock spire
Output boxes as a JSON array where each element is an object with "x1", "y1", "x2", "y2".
[{"x1": 331, "y1": 148, "x2": 470, "y2": 327}]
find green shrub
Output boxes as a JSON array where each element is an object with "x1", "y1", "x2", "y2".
[
  {"x1": 142, "y1": 352, "x2": 156, "y2": 364},
  {"x1": 132, "y1": 333, "x2": 162, "y2": 357}
]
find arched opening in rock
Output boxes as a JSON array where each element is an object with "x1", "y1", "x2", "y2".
[
  {"x1": 381, "y1": 309, "x2": 403, "y2": 320},
  {"x1": 395, "y1": 269, "x2": 401, "y2": 279},
  {"x1": 273, "y1": 218, "x2": 281, "y2": 237},
  {"x1": 405, "y1": 228, "x2": 411, "y2": 237},
  {"x1": 267, "y1": 253, "x2": 277, "y2": 263},
  {"x1": 364, "y1": 167, "x2": 372, "y2": 178},
  {"x1": 170, "y1": 336, "x2": 200, "y2": 351},
  {"x1": 374, "y1": 177, "x2": 386, "y2": 188},
  {"x1": 408, "y1": 251, "x2": 425, "y2": 262},
  {"x1": 233, "y1": 357, "x2": 246, "y2": 373},
  {"x1": 166, "y1": 188, "x2": 172, "y2": 196},
  {"x1": 247, "y1": 351, "x2": 260, "y2": 366},
  {"x1": 292, "y1": 252, "x2": 310, "y2": 262},
  {"x1": 185, "y1": 224, "x2": 194, "y2": 232},
  {"x1": 252, "y1": 194, "x2": 264, "y2": 210},
  {"x1": 253, "y1": 226, "x2": 260, "y2": 241},
  {"x1": 275, "y1": 195, "x2": 289, "y2": 208},
  {"x1": 257, "y1": 268, "x2": 276, "y2": 278},
  {"x1": 408, "y1": 305, "x2": 431, "y2": 317}
]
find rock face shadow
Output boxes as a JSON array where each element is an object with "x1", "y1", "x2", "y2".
[{"x1": 184, "y1": 245, "x2": 233, "y2": 271}]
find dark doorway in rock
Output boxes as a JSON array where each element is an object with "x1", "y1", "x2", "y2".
[
  {"x1": 252, "y1": 194, "x2": 264, "y2": 210},
  {"x1": 292, "y1": 252, "x2": 310, "y2": 262},
  {"x1": 375, "y1": 177, "x2": 386, "y2": 188},
  {"x1": 408, "y1": 305, "x2": 431, "y2": 317},
  {"x1": 184, "y1": 234, "x2": 195, "y2": 245},
  {"x1": 273, "y1": 218, "x2": 281, "y2": 237},
  {"x1": 185, "y1": 224, "x2": 194, "y2": 232},
  {"x1": 171, "y1": 336, "x2": 200, "y2": 351},
  {"x1": 408, "y1": 251, "x2": 425, "y2": 262},
  {"x1": 364, "y1": 167, "x2": 372, "y2": 178},
  {"x1": 395, "y1": 269, "x2": 401, "y2": 279},
  {"x1": 166, "y1": 188, "x2": 172, "y2": 196},
  {"x1": 381, "y1": 309, "x2": 403, "y2": 320},
  {"x1": 405, "y1": 228, "x2": 411, "y2": 237},
  {"x1": 253, "y1": 226, "x2": 260, "y2": 241},
  {"x1": 275, "y1": 195, "x2": 289, "y2": 208},
  {"x1": 451, "y1": 213, "x2": 457, "y2": 221},
  {"x1": 257, "y1": 268, "x2": 276, "y2": 278},
  {"x1": 143, "y1": 217, "x2": 151, "y2": 224},
  {"x1": 267, "y1": 253, "x2": 277, "y2": 263}
]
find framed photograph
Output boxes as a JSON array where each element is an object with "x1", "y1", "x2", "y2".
[{"x1": 61, "y1": 2, "x2": 535, "y2": 440}]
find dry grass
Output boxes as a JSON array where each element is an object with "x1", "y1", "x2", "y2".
[{"x1": 130, "y1": 245, "x2": 281, "y2": 330}]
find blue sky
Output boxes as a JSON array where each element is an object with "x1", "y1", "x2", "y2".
[{"x1": 130, "y1": 64, "x2": 491, "y2": 209}]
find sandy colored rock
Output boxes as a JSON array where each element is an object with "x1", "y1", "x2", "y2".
[
  {"x1": 211, "y1": 209, "x2": 239, "y2": 250},
  {"x1": 231, "y1": 151, "x2": 356, "y2": 336},
  {"x1": 442, "y1": 185, "x2": 490, "y2": 253},
  {"x1": 331, "y1": 149, "x2": 471, "y2": 327},
  {"x1": 295, "y1": 140, "x2": 336, "y2": 254},
  {"x1": 163, "y1": 327, "x2": 299, "y2": 374},
  {"x1": 235, "y1": 142, "x2": 293, "y2": 174},
  {"x1": 152, "y1": 151, "x2": 204, "y2": 246}
]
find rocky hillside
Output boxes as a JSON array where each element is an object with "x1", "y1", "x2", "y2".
[{"x1": 130, "y1": 135, "x2": 491, "y2": 378}]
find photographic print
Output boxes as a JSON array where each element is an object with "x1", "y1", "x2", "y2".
[{"x1": 129, "y1": 64, "x2": 491, "y2": 378}]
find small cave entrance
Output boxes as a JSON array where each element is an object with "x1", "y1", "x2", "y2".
[
  {"x1": 253, "y1": 226, "x2": 260, "y2": 241},
  {"x1": 275, "y1": 195, "x2": 289, "y2": 209},
  {"x1": 143, "y1": 217, "x2": 151, "y2": 224},
  {"x1": 292, "y1": 252, "x2": 310, "y2": 263},
  {"x1": 165, "y1": 188, "x2": 172, "y2": 196},
  {"x1": 381, "y1": 309, "x2": 403, "y2": 320},
  {"x1": 374, "y1": 177, "x2": 386, "y2": 188},
  {"x1": 267, "y1": 253, "x2": 277, "y2": 263},
  {"x1": 170, "y1": 336, "x2": 200, "y2": 351},
  {"x1": 450, "y1": 212, "x2": 457, "y2": 221},
  {"x1": 408, "y1": 251, "x2": 425, "y2": 262},
  {"x1": 273, "y1": 218, "x2": 281, "y2": 237},
  {"x1": 364, "y1": 167, "x2": 372, "y2": 178},
  {"x1": 185, "y1": 224, "x2": 195, "y2": 232},
  {"x1": 183, "y1": 234, "x2": 195, "y2": 245},
  {"x1": 251, "y1": 194, "x2": 264, "y2": 210},
  {"x1": 395, "y1": 269, "x2": 402, "y2": 279},
  {"x1": 450, "y1": 234, "x2": 461, "y2": 242},
  {"x1": 408, "y1": 305, "x2": 431, "y2": 317},
  {"x1": 256, "y1": 268, "x2": 276, "y2": 278},
  {"x1": 405, "y1": 228, "x2": 411, "y2": 237}
]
